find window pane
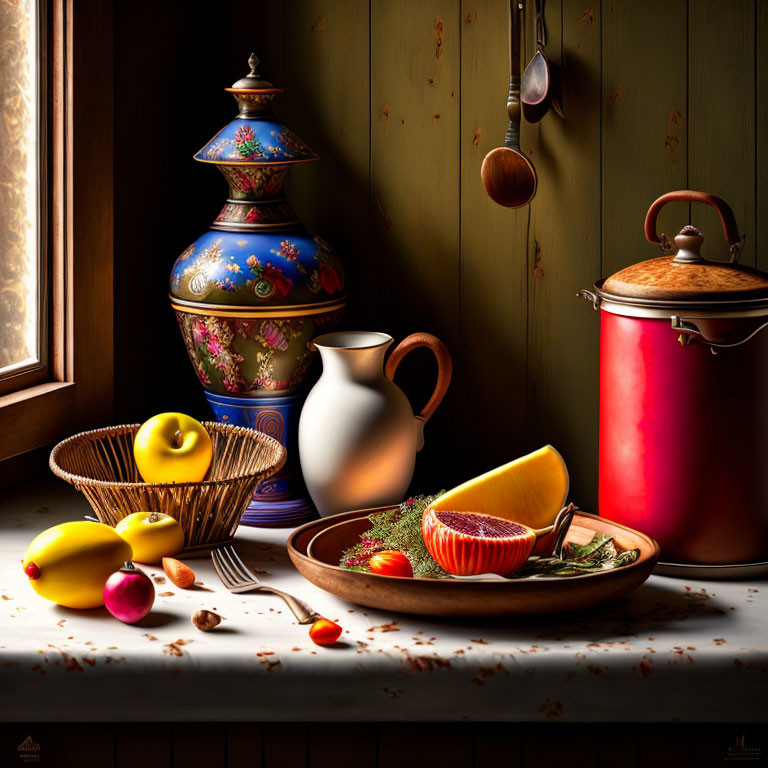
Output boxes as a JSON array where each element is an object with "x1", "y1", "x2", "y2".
[{"x1": 0, "y1": 0, "x2": 40, "y2": 377}]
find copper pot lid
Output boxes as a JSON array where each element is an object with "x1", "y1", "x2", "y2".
[{"x1": 603, "y1": 191, "x2": 768, "y2": 303}]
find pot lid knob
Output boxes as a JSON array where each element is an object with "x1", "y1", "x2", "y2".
[{"x1": 672, "y1": 225, "x2": 705, "y2": 264}]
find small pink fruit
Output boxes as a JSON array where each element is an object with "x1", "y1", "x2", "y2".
[{"x1": 103, "y1": 562, "x2": 155, "y2": 624}]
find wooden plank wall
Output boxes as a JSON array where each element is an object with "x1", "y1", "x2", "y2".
[
  {"x1": 113, "y1": 0, "x2": 766, "y2": 512},
  {"x1": 264, "y1": 0, "x2": 766, "y2": 511}
]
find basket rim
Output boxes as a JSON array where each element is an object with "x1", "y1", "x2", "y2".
[{"x1": 49, "y1": 421, "x2": 287, "y2": 491}]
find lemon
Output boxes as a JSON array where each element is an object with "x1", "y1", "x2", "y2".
[
  {"x1": 22, "y1": 521, "x2": 132, "y2": 609},
  {"x1": 428, "y1": 445, "x2": 569, "y2": 529}
]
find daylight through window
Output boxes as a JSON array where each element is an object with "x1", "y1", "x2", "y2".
[{"x1": 0, "y1": 0, "x2": 41, "y2": 378}]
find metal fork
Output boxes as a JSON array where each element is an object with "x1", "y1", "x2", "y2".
[{"x1": 211, "y1": 545, "x2": 320, "y2": 625}]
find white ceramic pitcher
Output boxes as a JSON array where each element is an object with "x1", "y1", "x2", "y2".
[{"x1": 298, "y1": 331, "x2": 452, "y2": 518}]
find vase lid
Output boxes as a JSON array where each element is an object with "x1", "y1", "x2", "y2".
[
  {"x1": 194, "y1": 54, "x2": 317, "y2": 166},
  {"x1": 228, "y1": 53, "x2": 279, "y2": 92}
]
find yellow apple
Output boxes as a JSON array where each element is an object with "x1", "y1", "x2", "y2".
[
  {"x1": 133, "y1": 412, "x2": 213, "y2": 484},
  {"x1": 115, "y1": 511, "x2": 184, "y2": 564}
]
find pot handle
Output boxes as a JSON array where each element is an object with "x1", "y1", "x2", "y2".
[
  {"x1": 672, "y1": 315, "x2": 768, "y2": 351},
  {"x1": 644, "y1": 190, "x2": 743, "y2": 262},
  {"x1": 577, "y1": 288, "x2": 601, "y2": 310},
  {"x1": 385, "y1": 333, "x2": 453, "y2": 424}
]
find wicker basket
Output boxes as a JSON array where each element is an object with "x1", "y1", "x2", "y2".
[{"x1": 49, "y1": 422, "x2": 287, "y2": 547}]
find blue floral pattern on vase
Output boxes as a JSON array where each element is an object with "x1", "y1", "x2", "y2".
[
  {"x1": 195, "y1": 119, "x2": 316, "y2": 164},
  {"x1": 170, "y1": 229, "x2": 344, "y2": 307}
]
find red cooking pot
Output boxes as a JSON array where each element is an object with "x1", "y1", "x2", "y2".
[{"x1": 580, "y1": 190, "x2": 768, "y2": 565}]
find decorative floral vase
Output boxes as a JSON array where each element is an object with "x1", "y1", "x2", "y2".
[
  {"x1": 170, "y1": 55, "x2": 346, "y2": 526},
  {"x1": 298, "y1": 331, "x2": 452, "y2": 518}
]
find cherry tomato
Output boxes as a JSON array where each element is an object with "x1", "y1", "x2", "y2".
[
  {"x1": 309, "y1": 618, "x2": 342, "y2": 646},
  {"x1": 368, "y1": 550, "x2": 413, "y2": 578}
]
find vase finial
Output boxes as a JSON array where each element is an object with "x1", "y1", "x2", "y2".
[{"x1": 230, "y1": 52, "x2": 274, "y2": 92}]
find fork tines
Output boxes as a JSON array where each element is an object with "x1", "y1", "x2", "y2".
[{"x1": 212, "y1": 545, "x2": 260, "y2": 591}]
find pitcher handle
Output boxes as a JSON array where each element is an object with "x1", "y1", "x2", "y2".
[{"x1": 384, "y1": 333, "x2": 452, "y2": 424}]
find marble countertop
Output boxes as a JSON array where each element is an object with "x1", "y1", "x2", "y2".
[{"x1": 1, "y1": 481, "x2": 766, "y2": 723}]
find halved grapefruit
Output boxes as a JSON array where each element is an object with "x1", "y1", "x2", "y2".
[
  {"x1": 427, "y1": 445, "x2": 569, "y2": 530},
  {"x1": 422, "y1": 508, "x2": 537, "y2": 576}
]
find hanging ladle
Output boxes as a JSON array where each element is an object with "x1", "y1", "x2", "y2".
[
  {"x1": 521, "y1": 0, "x2": 552, "y2": 123},
  {"x1": 481, "y1": 0, "x2": 537, "y2": 208}
]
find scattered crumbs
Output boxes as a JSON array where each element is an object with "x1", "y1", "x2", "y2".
[
  {"x1": 107, "y1": 646, "x2": 118, "y2": 650},
  {"x1": 347, "y1": 609, "x2": 355, "y2": 613},
  {"x1": 471, "y1": 663, "x2": 509, "y2": 687},
  {"x1": 84, "y1": 657, "x2": 97, "y2": 667},
  {"x1": 714, "y1": 638, "x2": 726, "y2": 645},
  {"x1": 144, "y1": 634, "x2": 159, "y2": 641},
  {"x1": 454, "y1": 649, "x2": 465, "y2": 655},
  {"x1": 65, "y1": 655, "x2": 84, "y2": 672},
  {"x1": 405, "y1": 654, "x2": 451, "y2": 673},
  {"x1": 586, "y1": 664, "x2": 610, "y2": 678},
  {"x1": 56, "y1": 619, "x2": 66, "y2": 627},
  {"x1": 152, "y1": 575, "x2": 166, "y2": 585},
  {"x1": 579, "y1": 8, "x2": 594, "y2": 24},
  {"x1": 258, "y1": 544, "x2": 271, "y2": 550},
  {"x1": 465, "y1": 11, "x2": 477, "y2": 24},
  {"x1": 471, "y1": 638, "x2": 488, "y2": 645},
  {"x1": 1, "y1": 595, "x2": 11, "y2": 601},
  {"x1": 366, "y1": 621, "x2": 400, "y2": 633},
  {"x1": 382, "y1": 687, "x2": 402, "y2": 699},
  {"x1": 748, "y1": 588, "x2": 759, "y2": 593},
  {"x1": 158, "y1": 592, "x2": 175, "y2": 597},
  {"x1": 608, "y1": 83, "x2": 622, "y2": 104},
  {"x1": 36, "y1": 506, "x2": 50, "y2": 514},
  {"x1": 291, "y1": 647, "x2": 303, "y2": 652},
  {"x1": 633, "y1": 656, "x2": 653, "y2": 678},
  {"x1": 540, "y1": 699, "x2": 563, "y2": 719},
  {"x1": 162, "y1": 639, "x2": 193, "y2": 657},
  {"x1": 256, "y1": 650, "x2": 281, "y2": 671}
]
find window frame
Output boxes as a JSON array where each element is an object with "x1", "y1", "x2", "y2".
[{"x1": 0, "y1": 0, "x2": 114, "y2": 462}]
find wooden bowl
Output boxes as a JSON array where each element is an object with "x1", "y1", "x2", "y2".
[
  {"x1": 50, "y1": 422, "x2": 286, "y2": 548},
  {"x1": 288, "y1": 508, "x2": 659, "y2": 617}
]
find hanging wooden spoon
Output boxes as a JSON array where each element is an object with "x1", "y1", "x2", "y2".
[
  {"x1": 521, "y1": 0, "x2": 552, "y2": 123},
  {"x1": 481, "y1": 0, "x2": 537, "y2": 208}
]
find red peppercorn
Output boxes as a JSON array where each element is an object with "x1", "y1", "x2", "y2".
[{"x1": 309, "y1": 618, "x2": 342, "y2": 646}]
